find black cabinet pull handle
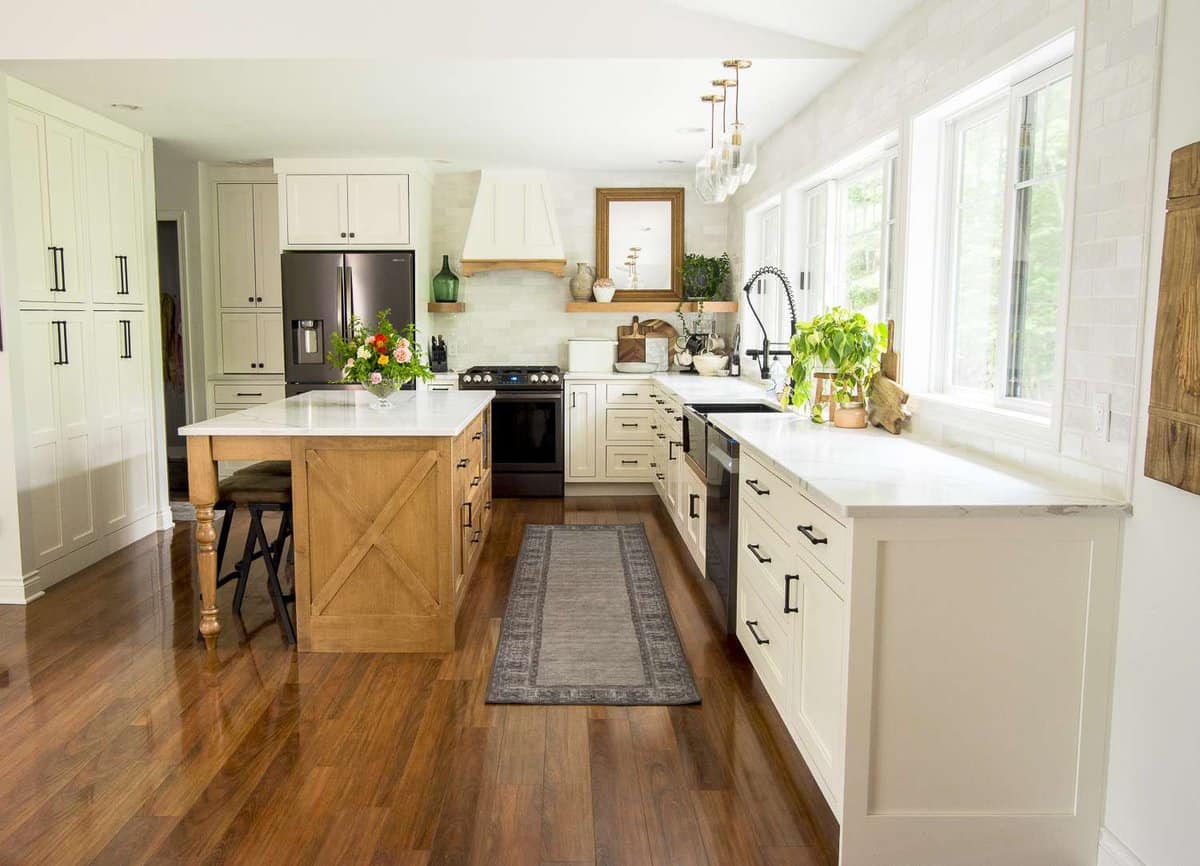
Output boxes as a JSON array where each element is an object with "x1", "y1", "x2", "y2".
[
  {"x1": 248, "y1": 296, "x2": 255, "y2": 303},
  {"x1": 340, "y1": 232, "x2": 347, "y2": 238},
  {"x1": 784, "y1": 574, "x2": 799, "y2": 613},
  {"x1": 256, "y1": 296, "x2": 263, "y2": 302},
  {"x1": 236, "y1": 392, "x2": 263, "y2": 397},
  {"x1": 52, "y1": 320, "x2": 67, "y2": 365},
  {"x1": 471, "y1": 529, "x2": 481, "y2": 543},
  {"x1": 462, "y1": 501, "x2": 472, "y2": 528},
  {"x1": 571, "y1": 392, "x2": 577, "y2": 409},
  {"x1": 471, "y1": 475, "x2": 481, "y2": 487},
  {"x1": 745, "y1": 479, "x2": 770, "y2": 495},
  {"x1": 621, "y1": 422, "x2": 638, "y2": 428},
  {"x1": 689, "y1": 494, "x2": 700, "y2": 519},
  {"x1": 116, "y1": 255, "x2": 129, "y2": 294},
  {"x1": 797, "y1": 524, "x2": 829, "y2": 545},
  {"x1": 457, "y1": 458, "x2": 469, "y2": 469},
  {"x1": 472, "y1": 431, "x2": 483, "y2": 440},
  {"x1": 746, "y1": 543, "x2": 771, "y2": 564},
  {"x1": 119, "y1": 319, "x2": 132, "y2": 359},
  {"x1": 668, "y1": 441, "x2": 677, "y2": 461},
  {"x1": 485, "y1": 500, "x2": 492, "y2": 511},
  {"x1": 656, "y1": 433, "x2": 666, "y2": 439},
  {"x1": 349, "y1": 232, "x2": 356, "y2": 238},
  {"x1": 746, "y1": 620, "x2": 769, "y2": 645},
  {"x1": 48, "y1": 247, "x2": 67, "y2": 292},
  {"x1": 621, "y1": 391, "x2": 638, "y2": 396},
  {"x1": 655, "y1": 473, "x2": 665, "y2": 480},
  {"x1": 620, "y1": 459, "x2": 638, "y2": 465}
]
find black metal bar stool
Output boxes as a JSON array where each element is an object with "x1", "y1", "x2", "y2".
[{"x1": 210, "y1": 461, "x2": 297, "y2": 644}]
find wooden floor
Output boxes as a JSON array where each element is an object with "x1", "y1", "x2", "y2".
[{"x1": 0, "y1": 496, "x2": 837, "y2": 866}]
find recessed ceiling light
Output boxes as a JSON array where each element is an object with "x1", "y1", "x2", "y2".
[
  {"x1": 676, "y1": 126, "x2": 705, "y2": 135},
  {"x1": 658, "y1": 159, "x2": 686, "y2": 166},
  {"x1": 109, "y1": 103, "x2": 142, "y2": 111},
  {"x1": 430, "y1": 158, "x2": 453, "y2": 164}
]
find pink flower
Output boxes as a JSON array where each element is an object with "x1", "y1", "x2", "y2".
[
  {"x1": 368, "y1": 371, "x2": 383, "y2": 385},
  {"x1": 393, "y1": 346, "x2": 412, "y2": 363},
  {"x1": 397, "y1": 337, "x2": 410, "y2": 350}
]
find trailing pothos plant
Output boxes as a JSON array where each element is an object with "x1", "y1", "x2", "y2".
[{"x1": 782, "y1": 307, "x2": 888, "y2": 422}]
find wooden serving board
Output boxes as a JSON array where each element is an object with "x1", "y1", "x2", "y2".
[{"x1": 617, "y1": 317, "x2": 679, "y2": 366}]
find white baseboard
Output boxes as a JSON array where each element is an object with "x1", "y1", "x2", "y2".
[
  {"x1": 1098, "y1": 829, "x2": 1147, "y2": 866},
  {"x1": 0, "y1": 512, "x2": 164, "y2": 604},
  {"x1": 564, "y1": 482, "x2": 656, "y2": 497},
  {"x1": 156, "y1": 508, "x2": 176, "y2": 531}
]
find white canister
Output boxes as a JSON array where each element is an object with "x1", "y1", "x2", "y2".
[{"x1": 567, "y1": 339, "x2": 617, "y2": 372}]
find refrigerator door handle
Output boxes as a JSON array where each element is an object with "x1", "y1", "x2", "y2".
[
  {"x1": 336, "y1": 266, "x2": 346, "y2": 339},
  {"x1": 345, "y1": 266, "x2": 355, "y2": 327}
]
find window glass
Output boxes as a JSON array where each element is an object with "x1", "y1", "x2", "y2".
[{"x1": 839, "y1": 164, "x2": 885, "y2": 321}]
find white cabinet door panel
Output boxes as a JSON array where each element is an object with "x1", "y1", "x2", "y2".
[
  {"x1": 107, "y1": 142, "x2": 144, "y2": 303},
  {"x1": 566, "y1": 384, "x2": 596, "y2": 479},
  {"x1": 43, "y1": 116, "x2": 87, "y2": 304},
  {"x1": 791, "y1": 568, "x2": 845, "y2": 793},
  {"x1": 256, "y1": 314, "x2": 284, "y2": 374},
  {"x1": 285, "y1": 174, "x2": 347, "y2": 245},
  {"x1": 221, "y1": 313, "x2": 260, "y2": 374},
  {"x1": 217, "y1": 183, "x2": 256, "y2": 309},
  {"x1": 56, "y1": 316, "x2": 97, "y2": 554},
  {"x1": 19, "y1": 314, "x2": 65, "y2": 560},
  {"x1": 83, "y1": 133, "x2": 117, "y2": 301},
  {"x1": 347, "y1": 174, "x2": 410, "y2": 244},
  {"x1": 9, "y1": 106, "x2": 53, "y2": 303},
  {"x1": 253, "y1": 183, "x2": 282, "y2": 307}
]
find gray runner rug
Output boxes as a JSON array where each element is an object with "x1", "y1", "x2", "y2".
[{"x1": 486, "y1": 524, "x2": 701, "y2": 705}]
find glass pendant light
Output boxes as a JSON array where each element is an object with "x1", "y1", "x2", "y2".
[
  {"x1": 723, "y1": 59, "x2": 757, "y2": 185},
  {"x1": 696, "y1": 93, "x2": 727, "y2": 204},
  {"x1": 713, "y1": 77, "x2": 740, "y2": 195}
]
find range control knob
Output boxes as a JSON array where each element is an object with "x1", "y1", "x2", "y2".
[
  {"x1": 472, "y1": 374, "x2": 483, "y2": 383},
  {"x1": 550, "y1": 374, "x2": 560, "y2": 383},
  {"x1": 483, "y1": 374, "x2": 493, "y2": 383},
  {"x1": 540, "y1": 373, "x2": 551, "y2": 383}
]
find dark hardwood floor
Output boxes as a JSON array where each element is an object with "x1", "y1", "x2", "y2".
[{"x1": 0, "y1": 496, "x2": 837, "y2": 866}]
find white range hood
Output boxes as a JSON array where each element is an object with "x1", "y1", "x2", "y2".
[{"x1": 460, "y1": 170, "x2": 567, "y2": 277}]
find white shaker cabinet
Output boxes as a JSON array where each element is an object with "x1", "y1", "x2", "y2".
[
  {"x1": 8, "y1": 106, "x2": 88, "y2": 305},
  {"x1": 565, "y1": 383, "x2": 597, "y2": 480},
  {"x1": 253, "y1": 184, "x2": 282, "y2": 307},
  {"x1": 284, "y1": 174, "x2": 348, "y2": 245},
  {"x1": 282, "y1": 173, "x2": 410, "y2": 246},
  {"x1": 92, "y1": 311, "x2": 154, "y2": 531},
  {"x1": 217, "y1": 182, "x2": 282, "y2": 309},
  {"x1": 18, "y1": 311, "x2": 97, "y2": 565},
  {"x1": 222, "y1": 312, "x2": 284, "y2": 374},
  {"x1": 84, "y1": 133, "x2": 145, "y2": 305}
]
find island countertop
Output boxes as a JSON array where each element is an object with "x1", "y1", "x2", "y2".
[
  {"x1": 179, "y1": 389, "x2": 495, "y2": 438},
  {"x1": 710, "y1": 410, "x2": 1130, "y2": 519}
]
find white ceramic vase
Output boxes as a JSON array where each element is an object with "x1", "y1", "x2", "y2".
[{"x1": 593, "y1": 278, "x2": 616, "y2": 303}]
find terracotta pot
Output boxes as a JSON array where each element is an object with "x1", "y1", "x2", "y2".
[{"x1": 833, "y1": 401, "x2": 868, "y2": 429}]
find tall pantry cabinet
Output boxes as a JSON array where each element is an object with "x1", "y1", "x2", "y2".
[{"x1": 3, "y1": 79, "x2": 163, "y2": 600}]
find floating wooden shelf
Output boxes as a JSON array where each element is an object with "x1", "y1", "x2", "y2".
[
  {"x1": 427, "y1": 302, "x2": 466, "y2": 313},
  {"x1": 565, "y1": 300, "x2": 739, "y2": 314}
]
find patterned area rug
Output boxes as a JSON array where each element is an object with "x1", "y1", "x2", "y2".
[{"x1": 487, "y1": 524, "x2": 701, "y2": 705}]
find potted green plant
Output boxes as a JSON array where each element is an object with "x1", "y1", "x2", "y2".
[
  {"x1": 783, "y1": 307, "x2": 887, "y2": 426},
  {"x1": 678, "y1": 252, "x2": 731, "y2": 312}
]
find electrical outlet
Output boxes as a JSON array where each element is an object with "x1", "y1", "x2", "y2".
[{"x1": 1093, "y1": 392, "x2": 1112, "y2": 441}]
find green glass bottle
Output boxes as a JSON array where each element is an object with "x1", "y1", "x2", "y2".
[{"x1": 432, "y1": 255, "x2": 460, "y2": 302}]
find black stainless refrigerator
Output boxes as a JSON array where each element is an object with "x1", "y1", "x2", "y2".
[{"x1": 282, "y1": 251, "x2": 416, "y2": 396}]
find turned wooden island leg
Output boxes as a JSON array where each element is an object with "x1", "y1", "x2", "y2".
[{"x1": 187, "y1": 435, "x2": 221, "y2": 650}]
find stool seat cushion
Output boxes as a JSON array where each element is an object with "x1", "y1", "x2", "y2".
[
  {"x1": 242, "y1": 461, "x2": 291, "y2": 477},
  {"x1": 218, "y1": 472, "x2": 292, "y2": 505}
]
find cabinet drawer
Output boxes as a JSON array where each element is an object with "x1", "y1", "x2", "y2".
[
  {"x1": 788, "y1": 491, "x2": 848, "y2": 585},
  {"x1": 605, "y1": 445, "x2": 653, "y2": 479},
  {"x1": 212, "y1": 383, "x2": 285, "y2": 405},
  {"x1": 605, "y1": 408, "x2": 655, "y2": 442},
  {"x1": 737, "y1": 581, "x2": 793, "y2": 708},
  {"x1": 606, "y1": 382, "x2": 655, "y2": 405},
  {"x1": 739, "y1": 504, "x2": 796, "y2": 618}
]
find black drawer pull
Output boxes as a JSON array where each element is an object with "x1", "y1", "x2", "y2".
[
  {"x1": 745, "y1": 479, "x2": 770, "y2": 495},
  {"x1": 471, "y1": 475, "x2": 481, "y2": 487},
  {"x1": 462, "y1": 501, "x2": 473, "y2": 528},
  {"x1": 656, "y1": 433, "x2": 666, "y2": 439},
  {"x1": 472, "y1": 431, "x2": 483, "y2": 440},
  {"x1": 485, "y1": 500, "x2": 492, "y2": 511},
  {"x1": 797, "y1": 524, "x2": 829, "y2": 545},
  {"x1": 471, "y1": 529, "x2": 481, "y2": 543},
  {"x1": 655, "y1": 473, "x2": 665, "y2": 480},
  {"x1": 746, "y1": 620, "x2": 769, "y2": 645},
  {"x1": 784, "y1": 574, "x2": 799, "y2": 613},
  {"x1": 621, "y1": 422, "x2": 638, "y2": 428},
  {"x1": 746, "y1": 543, "x2": 771, "y2": 564},
  {"x1": 689, "y1": 494, "x2": 700, "y2": 519},
  {"x1": 236, "y1": 392, "x2": 263, "y2": 397},
  {"x1": 620, "y1": 459, "x2": 638, "y2": 465},
  {"x1": 621, "y1": 391, "x2": 639, "y2": 396},
  {"x1": 457, "y1": 458, "x2": 469, "y2": 469},
  {"x1": 668, "y1": 441, "x2": 677, "y2": 460}
]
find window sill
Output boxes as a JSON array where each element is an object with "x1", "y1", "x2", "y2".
[{"x1": 910, "y1": 392, "x2": 1055, "y2": 447}]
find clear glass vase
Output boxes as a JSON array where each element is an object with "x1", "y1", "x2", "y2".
[{"x1": 364, "y1": 381, "x2": 397, "y2": 409}]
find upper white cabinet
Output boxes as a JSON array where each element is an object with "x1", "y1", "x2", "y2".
[
  {"x1": 8, "y1": 105, "x2": 88, "y2": 305},
  {"x1": 84, "y1": 132, "x2": 145, "y2": 305},
  {"x1": 221, "y1": 312, "x2": 284, "y2": 374},
  {"x1": 217, "y1": 182, "x2": 281, "y2": 308},
  {"x1": 282, "y1": 172, "x2": 410, "y2": 246}
]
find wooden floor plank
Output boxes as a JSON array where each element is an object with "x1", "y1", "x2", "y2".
[{"x1": 0, "y1": 496, "x2": 836, "y2": 866}]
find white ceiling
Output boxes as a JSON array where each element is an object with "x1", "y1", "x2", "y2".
[{"x1": 0, "y1": 0, "x2": 920, "y2": 169}]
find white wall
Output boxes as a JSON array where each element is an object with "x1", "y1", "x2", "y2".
[
  {"x1": 726, "y1": 0, "x2": 1161, "y2": 498},
  {"x1": 429, "y1": 169, "x2": 730, "y2": 369},
  {"x1": 1100, "y1": 0, "x2": 1200, "y2": 863}
]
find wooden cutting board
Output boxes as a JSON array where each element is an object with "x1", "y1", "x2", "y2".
[
  {"x1": 881, "y1": 319, "x2": 900, "y2": 381},
  {"x1": 617, "y1": 317, "x2": 647, "y2": 363}
]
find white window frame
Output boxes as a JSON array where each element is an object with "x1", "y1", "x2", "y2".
[{"x1": 934, "y1": 58, "x2": 1073, "y2": 419}]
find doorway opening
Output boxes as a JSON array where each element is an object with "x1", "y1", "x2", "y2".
[{"x1": 157, "y1": 217, "x2": 189, "y2": 499}]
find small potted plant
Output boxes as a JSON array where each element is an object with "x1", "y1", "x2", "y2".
[
  {"x1": 783, "y1": 307, "x2": 887, "y2": 426},
  {"x1": 328, "y1": 309, "x2": 435, "y2": 409},
  {"x1": 678, "y1": 252, "x2": 731, "y2": 315}
]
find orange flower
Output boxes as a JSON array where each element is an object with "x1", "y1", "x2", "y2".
[{"x1": 377, "y1": 354, "x2": 389, "y2": 366}]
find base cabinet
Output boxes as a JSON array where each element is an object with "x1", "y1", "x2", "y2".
[{"x1": 566, "y1": 383, "x2": 597, "y2": 480}]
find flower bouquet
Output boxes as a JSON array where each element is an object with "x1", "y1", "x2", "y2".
[{"x1": 328, "y1": 309, "x2": 434, "y2": 409}]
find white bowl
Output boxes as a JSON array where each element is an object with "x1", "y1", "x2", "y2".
[
  {"x1": 614, "y1": 361, "x2": 657, "y2": 373},
  {"x1": 692, "y1": 353, "x2": 729, "y2": 376}
]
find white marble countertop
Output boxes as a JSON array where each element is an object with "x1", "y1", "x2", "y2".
[
  {"x1": 565, "y1": 370, "x2": 776, "y2": 405},
  {"x1": 710, "y1": 411, "x2": 1129, "y2": 519},
  {"x1": 179, "y1": 389, "x2": 494, "y2": 438}
]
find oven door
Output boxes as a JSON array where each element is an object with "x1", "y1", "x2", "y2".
[
  {"x1": 489, "y1": 392, "x2": 564, "y2": 473},
  {"x1": 682, "y1": 405, "x2": 707, "y2": 479}
]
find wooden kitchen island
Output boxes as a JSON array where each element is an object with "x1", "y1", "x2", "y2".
[{"x1": 181, "y1": 389, "x2": 494, "y2": 652}]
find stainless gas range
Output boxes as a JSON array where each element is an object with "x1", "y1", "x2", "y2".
[{"x1": 458, "y1": 366, "x2": 564, "y2": 497}]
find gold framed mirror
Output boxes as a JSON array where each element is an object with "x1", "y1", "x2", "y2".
[{"x1": 595, "y1": 187, "x2": 685, "y2": 300}]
